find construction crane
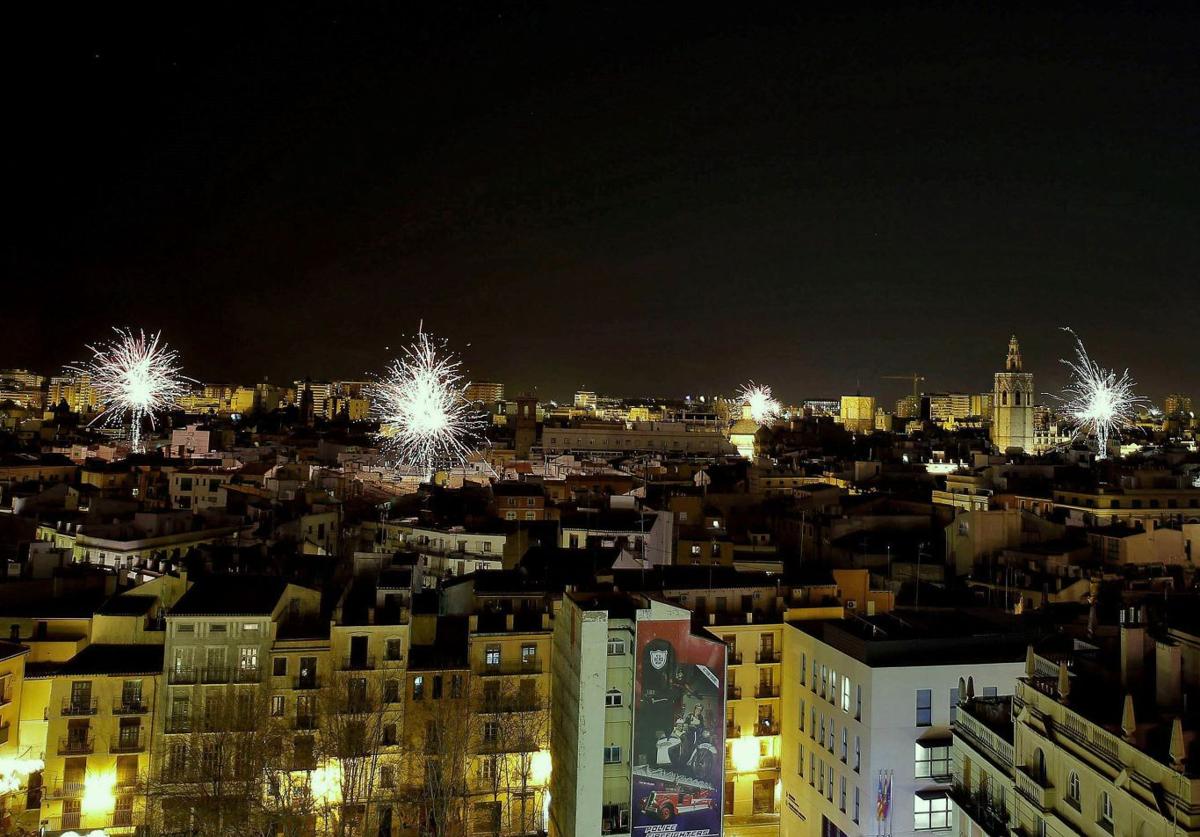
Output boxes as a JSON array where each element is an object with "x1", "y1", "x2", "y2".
[{"x1": 882, "y1": 373, "x2": 926, "y2": 400}]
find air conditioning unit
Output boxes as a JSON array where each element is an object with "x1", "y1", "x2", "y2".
[{"x1": 845, "y1": 600, "x2": 857, "y2": 611}]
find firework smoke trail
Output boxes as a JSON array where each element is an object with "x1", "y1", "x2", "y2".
[
  {"x1": 737, "y1": 382, "x2": 783, "y2": 426},
  {"x1": 68, "y1": 328, "x2": 193, "y2": 453},
  {"x1": 1054, "y1": 327, "x2": 1150, "y2": 460},
  {"x1": 369, "y1": 329, "x2": 485, "y2": 480}
]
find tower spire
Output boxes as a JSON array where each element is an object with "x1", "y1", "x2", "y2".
[{"x1": 1006, "y1": 335, "x2": 1023, "y2": 371}]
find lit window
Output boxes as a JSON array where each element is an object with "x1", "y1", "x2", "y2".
[
  {"x1": 841, "y1": 677, "x2": 851, "y2": 712},
  {"x1": 915, "y1": 743, "x2": 950, "y2": 779},
  {"x1": 914, "y1": 793, "x2": 952, "y2": 830}
]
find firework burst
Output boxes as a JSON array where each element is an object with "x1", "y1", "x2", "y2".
[
  {"x1": 68, "y1": 328, "x2": 193, "y2": 452},
  {"x1": 1054, "y1": 327, "x2": 1150, "y2": 460},
  {"x1": 737, "y1": 382, "x2": 783, "y2": 426},
  {"x1": 369, "y1": 329, "x2": 484, "y2": 479}
]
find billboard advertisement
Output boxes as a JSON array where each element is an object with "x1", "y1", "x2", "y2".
[{"x1": 631, "y1": 618, "x2": 727, "y2": 836}]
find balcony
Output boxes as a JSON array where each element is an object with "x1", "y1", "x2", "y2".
[
  {"x1": 727, "y1": 685, "x2": 742, "y2": 701},
  {"x1": 755, "y1": 684, "x2": 780, "y2": 699},
  {"x1": 111, "y1": 730, "x2": 146, "y2": 752},
  {"x1": 296, "y1": 714, "x2": 318, "y2": 730},
  {"x1": 61, "y1": 697, "x2": 98, "y2": 716},
  {"x1": 951, "y1": 784, "x2": 1009, "y2": 837},
  {"x1": 479, "y1": 660, "x2": 543, "y2": 676},
  {"x1": 202, "y1": 666, "x2": 230, "y2": 684},
  {"x1": 954, "y1": 703, "x2": 1014, "y2": 772},
  {"x1": 756, "y1": 649, "x2": 782, "y2": 664},
  {"x1": 342, "y1": 656, "x2": 376, "y2": 671},
  {"x1": 168, "y1": 667, "x2": 198, "y2": 685},
  {"x1": 293, "y1": 675, "x2": 321, "y2": 690},
  {"x1": 755, "y1": 719, "x2": 778, "y2": 736},
  {"x1": 113, "y1": 699, "x2": 150, "y2": 715},
  {"x1": 233, "y1": 665, "x2": 262, "y2": 683},
  {"x1": 59, "y1": 735, "x2": 95, "y2": 755},
  {"x1": 45, "y1": 780, "x2": 86, "y2": 799},
  {"x1": 727, "y1": 651, "x2": 743, "y2": 665},
  {"x1": 165, "y1": 714, "x2": 192, "y2": 734},
  {"x1": 726, "y1": 722, "x2": 741, "y2": 738},
  {"x1": 1015, "y1": 767, "x2": 1057, "y2": 811}
]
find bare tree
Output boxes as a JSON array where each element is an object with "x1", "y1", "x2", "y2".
[
  {"x1": 399, "y1": 670, "x2": 475, "y2": 837},
  {"x1": 147, "y1": 683, "x2": 288, "y2": 836},
  {"x1": 476, "y1": 678, "x2": 551, "y2": 836}
]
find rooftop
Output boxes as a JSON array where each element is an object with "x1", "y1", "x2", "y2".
[{"x1": 170, "y1": 575, "x2": 291, "y2": 616}]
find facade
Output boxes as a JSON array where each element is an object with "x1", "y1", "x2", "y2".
[
  {"x1": 780, "y1": 614, "x2": 1027, "y2": 837},
  {"x1": 991, "y1": 336, "x2": 1035, "y2": 454},
  {"x1": 467, "y1": 382, "x2": 506, "y2": 404},
  {"x1": 542, "y1": 423, "x2": 732, "y2": 457}
]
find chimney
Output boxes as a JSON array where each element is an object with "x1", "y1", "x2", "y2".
[
  {"x1": 1121, "y1": 607, "x2": 1146, "y2": 689},
  {"x1": 1157, "y1": 639, "x2": 1183, "y2": 712}
]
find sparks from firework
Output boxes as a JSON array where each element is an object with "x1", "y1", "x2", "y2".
[
  {"x1": 737, "y1": 382, "x2": 783, "y2": 426},
  {"x1": 68, "y1": 328, "x2": 193, "y2": 452},
  {"x1": 1054, "y1": 327, "x2": 1150, "y2": 460},
  {"x1": 369, "y1": 328, "x2": 484, "y2": 480}
]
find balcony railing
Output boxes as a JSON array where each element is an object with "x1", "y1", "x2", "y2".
[
  {"x1": 293, "y1": 675, "x2": 321, "y2": 690},
  {"x1": 59, "y1": 735, "x2": 95, "y2": 755},
  {"x1": 727, "y1": 685, "x2": 742, "y2": 700},
  {"x1": 479, "y1": 660, "x2": 543, "y2": 676},
  {"x1": 165, "y1": 715, "x2": 193, "y2": 734},
  {"x1": 755, "y1": 684, "x2": 780, "y2": 699},
  {"x1": 61, "y1": 697, "x2": 98, "y2": 716},
  {"x1": 168, "y1": 667, "x2": 198, "y2": 685},
  {"x1": 296, "y1": 714, "x2": 318, "y2": 730},
  {"x1": 1014, "y1": 767, "x2": 1057, "y2": 811},
  {"x1": 113, "y1": 699, "x2": 150, "y2": 715},
  {"x1": 726, "y1": 722, "x2": 741, "y2": 738},
  {"x1": 954, "y1": 704, "x2": 1014, "y2": 772},
  {"x1": 756, "y1": 650, "x2": 782, "y2": 664},
  {"x1": 111, "y1": 730, "x2": 146, "y2": 752},
  {"x1": 45, "y1": 780, "x2": 85, "y2": 799},
  {"x1": 951, "y1": 783, "x2": 1009, "y2": 837},
  {"x1": 233, "y1": 665, "x2": 262, "y2": 683},
  {"x1": 755, "y1": 719, "x2": 777, "y2": 736},
  {"x1": 727, "y1": 651, "x2": 743, "y2": 665},
  {"x1": 342, "y1": 656, "x2": 376, "y2": 671}
]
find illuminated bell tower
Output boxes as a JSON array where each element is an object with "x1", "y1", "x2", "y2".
[{"x1": 991, "y1": 335, "x2": 1035, "y2": 453}]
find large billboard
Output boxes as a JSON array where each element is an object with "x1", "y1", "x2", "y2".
[{"x1": 631, "y1": 618, "x2": 727, "y2": 837}]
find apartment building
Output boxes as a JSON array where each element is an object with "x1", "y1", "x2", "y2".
[{"x1": 781, "y1": 612, "x2": 1028, "y2": 837}]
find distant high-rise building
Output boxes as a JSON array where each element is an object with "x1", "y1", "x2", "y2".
[
  {"x1": 991, "y1": 335, "x2": 1035, "y2": 453},
  {"x1": 839, "y1": 395, "x2": 876, "y2": 434},
  {"x1": 465, "y1": 381, "x2": 505, "y2": 404},
  {"x1": 927, "y1": 392, "x2": 972, "y2": 424},
  {"x1": 895, "y1": 394, "x2": 921, "y2": 418},
  {"x1": 970, "y1": 392, "x2": 994, "y2": 418},
  {"x1": 573, "y1": 390, "x2": 596, "y2": 410},
  {"x1": 1164, "y1": 393, "x2": 1193, "y2": 417},
  {"x1": 514, "y1": 393, "x2": 538, "y2": 459}
]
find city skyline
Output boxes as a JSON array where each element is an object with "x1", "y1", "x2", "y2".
[{"x1": 5, "y1": 5, "x2": 1197, "y2": 396}]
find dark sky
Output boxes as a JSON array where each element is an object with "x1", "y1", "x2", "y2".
[{"x1": 6, "y1": 2, "x2": 1198, "y2": 403}]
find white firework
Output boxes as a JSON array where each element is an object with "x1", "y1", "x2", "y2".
[
  {"x1": 737, "y1": 382, "x2": 782, "y2": 426},
  {"x1": 68, "y1": 328, "x2": 193, "y2": 452},
  {"x1": 1054, "y1": 327, "x2": 1150, "y2": 460},
  {"x1": 369, "y1": 329, "x2": 484, "y2": 479}
]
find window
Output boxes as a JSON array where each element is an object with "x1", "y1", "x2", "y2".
[
  {"x1": 607, "y1": 637, "x2": 625, "y2": 656},
  {"x1": 485, "y1": 645, "x2": 500, "y2": 667},
  {"x1": 521, "y1": 644, "x2": 537, "y2": 665},
  {"x1": 603, "y1": 745, "x2": 622, "y2": 763},
  {"x1": 915, "y1": 743, "x2": 950, "y2": 779},
  {"x1": 1066, "y1": 770, "x2": 1081, "y2": 809},
  {"x1": 798, "y1": 744, "x2": 804, "y2": 776},
  {"x1": 827, "y1": 765, "x2": 834, "y2": 801},
  {"x1": 385, "y1": 638, "x2": 403, "y2": 661},
  {"x1": 799, "y1": 699, "x2": 806, "y2": 731},
  {"x1": 450, "y1": 674, "x2": 463, "y2": 698},
  {"x1": 273, "y1": 657, "x2": 287, "y2": 677},
  {"x1": 811, "y1": 707, "x2": 817, "y2": 740},
  {"x1": 380, "y1": 765, "x2": 394, "y2": 788},
  {"x1": 856, "y1": 685, "x2": 863, "y2": 719},
  {"x1": 854, "y1": 736, "x2": 861, "y2": 771},
  {"x1": 605, "y1": 689, "x2": 623, "y2": 707},
  {"x1": 914, "y1": 793, "x2": 952, "y2": 830},
  {"x1": 830, "y1": 670, "x2": 838, "y2": 703},
  {"x1": 801, "y1": 653, "x2": 807, "y2": 685},
  {"x1": 412, "y1": 676, "x2": 424, "y2": 700},
  {"x1": 384, "y1": 679, "x2": 400, "y2": 704},
  {"x1": 841, "y1": 677, "x2": 851, "y2": 712},
  {"x1": 916, "y1": 689, "x2": 933, "y2": 726},
  {"x1": 841, "y1": 727, "x2": 848, "y2": 762},
  {"x1": 483, "y1": 720, "x2": 500, "y2": 745},
  {"x1": 1099, "y1": 791, "x2": 1114, "y2": 829},
  {"x1": 270, "y1": 696, "x2": 285, "y2": 716},
  {"x1": 983, "y1": 686, "x2": 998, "y2": 697},
  {"x1": 810, "y1": 752, "x2": 816, "y2": 786},
  {"x1": 840, "y1": 776, "x2": 847, "y2": 812},
  {"x1": 854, "y1": 787, "x2": 861, "y2": 823},
  {"x1": 239, "y1": 647, "x2": 259, "y2": 672}
]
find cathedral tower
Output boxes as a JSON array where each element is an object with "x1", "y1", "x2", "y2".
[{"x1": 991, "y1": 335, "x2": 1035, "y2": 453}]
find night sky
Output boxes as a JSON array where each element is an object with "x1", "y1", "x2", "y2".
[{"x1": 6, "y1": 3, "x2": 1198, "y2": 403}]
